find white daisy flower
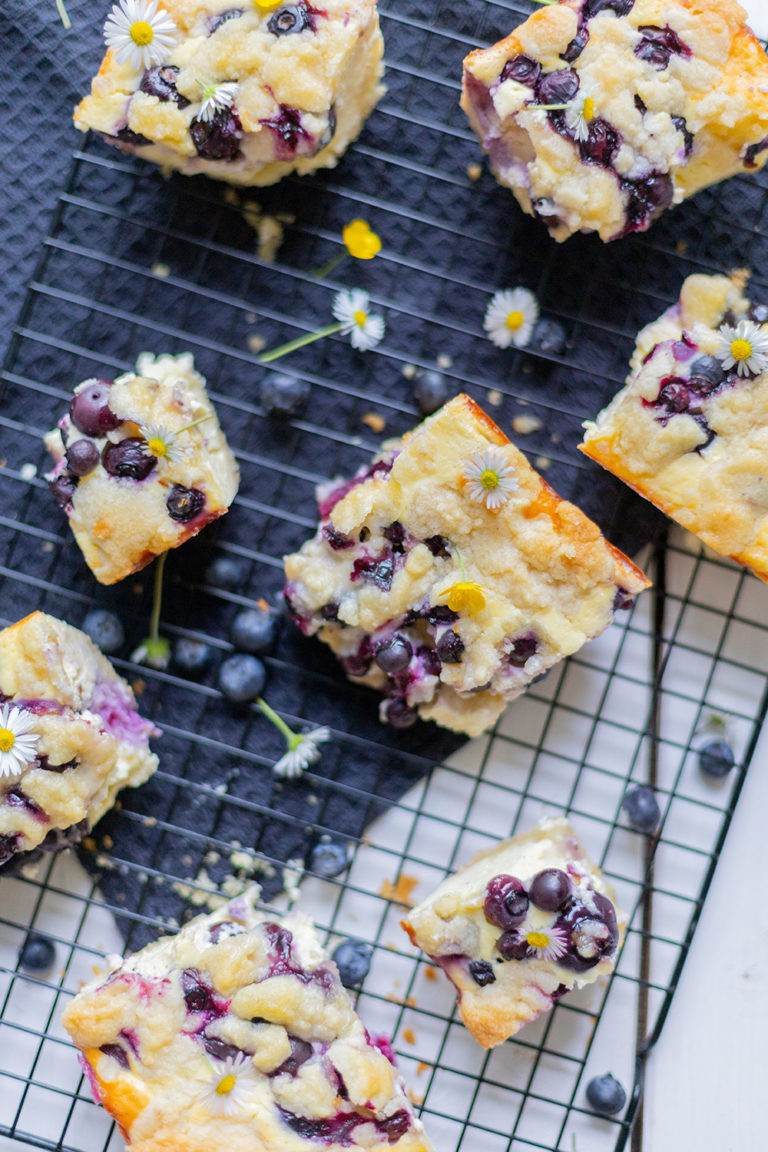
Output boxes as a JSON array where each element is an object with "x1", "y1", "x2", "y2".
[
  {"x1": 0, "y1": 704, "x2": 40, "y2": 778},
  {"x1": 274, "y1": 727, "x2": 331, "y2": 780},
  {"x1": 200, "y1": 1054, "x2": 259, "y2": 1118},
  {"x1": 484, "y1": 287, "x2": 539, "y2": 349},
  {"x1": 516, "y1": 921, "x2": 569, "y2": 962},
  {"x1": 197, "y1": 81, "x2": 239, "y2": 124},
  {"x1": 332, "y1": 289, "x2": 386, "y2": 352},
  {"x1": 463, "y1": 448, "x2": 519, "y2": 511},
  {"x1": 715, "y1": 318, "x2": 768, "y2": 377},
  {"x1": 564, "y1": 88, "x2": 597, "y2": 142},
  {"x1": 139, "y1": 422, "x2": 184, "y2": 463},
  {"x1": 104, "y1": 0, "x2": 178, "y2": 71}
]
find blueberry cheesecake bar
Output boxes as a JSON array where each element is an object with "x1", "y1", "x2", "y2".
[
  {"x1": 402, "y1": 817, "x2": 624, "y2": 1049},
  {"x1": 61, "y1": 889, "x2": 433, "y2": 1151},
  {"x1": 0, "y1": 612, "x2": 158, "y2": 874},
  {"x1": 461, "y1": 0, "x2": 768, "y2": 242},
  {"x1": 581, "y1": 273, "x2": 768, "y2": 580},
  {"x1": 284, "y1": 395, "x2": 649, "y2": 737},
  {"x1": 45, "y1": 352, "x2": 240, "y2": 585},
  {"x1": 74, "y1": 0, "x2": 384, "y2": 186}
]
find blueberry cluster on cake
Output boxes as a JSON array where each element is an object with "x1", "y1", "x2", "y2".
[
  {"x1": 61, "y1": 890, "x2": 433, "y2": 1152},
  {"x1": 284, "y1": 395, "x2": 650, "y2": 737},
  {"x1": 0, "y1": 612, "x2": 158, "y2": 874},
  {"x1": 74, "y1": 0, "x2": 384, "y2": 186},
  {"x1": 402, "y1": 817, "x2": 624, "y2": 1048},
  {"x1": 461, "y1": 0, "x2": 768, "y2": 242},
  {"x1": 581, "y1": 273, "x2": 768, "y2": 579},
  {"x1": 44, "y1": 352, "x2": 239, "y2": 585}
]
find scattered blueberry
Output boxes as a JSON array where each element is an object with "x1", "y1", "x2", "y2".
[
  {"x1": 231, "y1": 607, "x2": 278, "y2": 654},
  {"x1": 19, "y1": 934, "x2": 56, "y2": 974},
  {"x1": 102, "y1": 437, "x2": 156, "y2": 481},
  {"x1": 268, "y1": 5, "x2": 312, "y2": 35},
  {"x1": 384, "y1": 698, "x2": 418, "y2": 728},
  {"x1": 374, "y1": 635, "x2": 412, "y2": 674},
  {"x1": 218, "y1": 654, "x2": 266, "y2": 704},
  {"x1": 698, "y1": 739, "x2": 735, "y2": 779},
  {"x1": 205, "y1": 555, "x2": 245, "y2": 590},
  {"x1": 69, "y1": 380, "x2": 120, "y2": 437},
  {"x1": 531, "y1": 317, "x2": 567, "y2": 356},
  {"x1": 166, "y1": 484, "x2": 206, "y2": 522},
  {"x1": 82, "y1": 608, "x2": 125, "y2": 655},
  {"x1": 66, "y1": 439, "x2": 100, "y2": 476},
  {"x1": 413, "y1": 370, "x2": 451, "y2": 415},
  {"x1": 622, "y1": 785, "x2": 661, "y2": 833},
  {"x1": 260, "y1": 373, "x2": 311, "y2": 418},
  {"x1": 585, "y1": 1072, "x2": 627, "y2": 1116},
  {"x1": 332, "y1": 939, "x2": 372, "y2": 987},
  {"x1": 173, "y1": 638, "x2": 214, "y2": 676},
  {"x1": 468, "y1": 959, "x2": 496, "y2": 986},
  {"x1": 309, "y1": 839, "x2": 350, "y2": 878},
  {"x1": 528, "y1": 868, "x2": 571, "y2": 912}
]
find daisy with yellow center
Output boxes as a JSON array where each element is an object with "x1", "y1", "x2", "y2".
[
  {"x1": 260, "y1": 289, "x2": 385, "y2": 362},
  {"x1": 715, "y1": 318, "x2": 768, "y2": 377},
  {"x1": 138, "y1": 414, "x2": 211, "y2": 463},
  {"x1": 516, "y1": 921, "x2": 569, "y2": 961},
  {"x1": 104, "y1": 0, "x2": 177, "y2": 71},
  {"x1": 0, "y1": 704, "x2": 39, "y2": 779},
  {"x1": 463, "y1": 447, "x2": 518, "y2": 511},
  {"x1": 197, "y1": 80, "x2": 239, "y2": 124},
  {"x1": 484, "y1": 287, "x2": 539, "y2": 349},
  {"x1": 200, "y1": 1054, "x2": 259, "y2": 1118}
]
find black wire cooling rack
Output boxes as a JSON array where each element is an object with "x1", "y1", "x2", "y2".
[{"x1": 2, "y1": 2, "x2": 768, "y2": 1150}]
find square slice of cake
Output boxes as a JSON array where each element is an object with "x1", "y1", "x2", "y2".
[
  {"x1": 581, "y1": 272, "x2": 768, "y2": 580},
  {"x1": 284, "y1": 395, "x2": 649, "y2": 737},
  {"x1": 402, "y1": 817, "x2": 625, "y2": 1049},
  {"x1": 461, "y1": 0, "x2": 768, "y2": 242},
  {"x1": 0, "y1": 612, "x2": 158, "y2": 874},
  {"x1": 61, "y1": 890, "x2": 433, "y2": 1152},
  {"x1": 74, "y1": 0, "x2": 384, "y2": 186},
  {"x1": 44, "y1": 352, "x2": 240, "y2": 585}
]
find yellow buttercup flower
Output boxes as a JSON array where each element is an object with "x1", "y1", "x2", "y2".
[
  {"x1": 439, "y1": 581, "x2": 486, "y2": 614},
  {"x1": 254, "y1": 0, "x2": 284, "y2": 10},
  {"x1": 343, "y1": 219, "x2": 382, "y2": 261}
]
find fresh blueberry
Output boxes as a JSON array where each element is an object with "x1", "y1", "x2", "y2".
[
  {"x1": 48, "y1": 473, "x2": 78, "y2": 509},
  {"x1": 218, "y1": 654, "x2": 266, "y2": 704},
  {"x1": 65, "y1": 439, "x2": 100, "y2": 476},
  {"x1": 205, "y1": 555, "x2": 245, "y2": 590},
  {"x1": 528, "y1": 868, "x2": 571, "y2": 911},
  {"x1": 274, "y1": 1037, "x2": 314, "y2": 1075},
  {"x1": 173, "y1": 638, "x2": 214, "y2": 676},
  {"x1": 140, "y1": 65, "x2": 190, "y2": 107},
  {"x1": 384, "y1": 697, "x2": 418, "y2": 728},
  {"x1": 585, "y1": 1072, "x2": 627, "y2": 1116},
  {"x1": 268, "y1": 5, "x2": 312, "y2": 35},
  {"x1": 259, "y1": 373, "x2": 310, "y2": 418},
  {"x1": 621, "y1": 172, "x2": 674, "y2": 233},
  {"x1": 496, "y1": 932, "x2": 531, "y2": 961},
  {"x1": 688, "y1": 354, "x2": 725, "y2": 393},
  {"x1": 413, "y1": 370, "x2": 451, "y2": 415},
  {"x1": 309, "y1": 839, "x2": 350, "y2": 878},
  {"x1": 231, "y1": 607, "x2": 278, "y2": 654},
  {"x1": 622, "y1": 785, "x2": 661, "y2": 833},
  {"x1": 69, "y1": 380, "x2": 120, "y2": 437},
  {"x1": 374, "y1": 635, "x2": 412, "y2": 674},
  {"x1": 190, "y1": 108, "x2": 243, "y2": 161},
  {"x1": 698, "y1": 739, "x2": 735, "y2": 779},
  {"x1": 501, "y1": 55, "x2": 541, "y2": 86},
  {"x1": 332, "y1": 939, "x2": 372, "y2": 987},
  {"x1": 484, "y1": 875, "x2": 529, "y2": 929},
  {"x1": 561, "y1": 25, "x2": 589, "y2": 63},
  {"x1": 468, "y1": 959, "x2": 496, "y2": 986},
  {"x1": 167, "y1": 484, "x2": 206, "y2": 522},
  {"x1": 436, "y1": 630, "x2": 464, "y2": 663},
  {"x1": 82, "y1": 608, "x2": 125, "y2": 655},
  {"x1": 102, "y1": 437, "x2": 156, "y2": 481},
  {"x1": 538, "y1": 69, "x2": 579, "y2": 106},
  {"x1": 657, "y1": 379, "x2": 690, "y2": 413},
  {"x1": 207, "y1": 7, "x2": 243, "y2": 33},
  {"x1": 19, "y1": 934, "x2": 56, "y2": 974},
  {"x1": 532, "y1": 317, "x2": 567, "y2": 356}
]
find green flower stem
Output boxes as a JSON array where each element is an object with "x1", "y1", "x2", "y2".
[
  {"x1": 257, "y1": 697, "x2": 301, "y2": 749},
  {"x1": 56, "y1": 0, "x2": 71, "y2": 28},
  {"x1": 150, "y1": 552, "x2": 168, "y2": 646},
  {"x1": 176, "y1": 414, "x2": 212, "y2": 435},
  {"x1": 528, "y1": 103, "x2": 570, "y2": 110},
  {"x1": 311, "y1": 252, "x2": 349, "y2": 279},
  {"x1": 455, "y1": 546, "x2": 467, "y2": 583},
  {"x1": 259, "y1": 322, "x2": 343, "y2": 364}
]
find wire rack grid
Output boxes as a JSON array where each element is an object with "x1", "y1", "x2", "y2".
[{"x1": 2, "y1": 1, "x2": 768, "y2": 1150}]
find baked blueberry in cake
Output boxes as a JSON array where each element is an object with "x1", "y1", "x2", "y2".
[
  {"x1": 44, "y1": 352, "x2": 240, "y2": 585},
  {"x1": 61, "y1": 889, "x2": 433, "y2": 1152},
  {"x1": 461, "y1": 0, "x2": 768, "y2": 241},
  {"x1": 0, "y1": 612, "x2": 158, "y2": 874},
  {"x1": 283, "y1": 395, "x2": 650, "y2": 738},
  {"x1": 581, "y1": 272, "x2": 768, "y2": 580},
  {"x1": 401, "y1": 817, "x2": 625, "y2": 1048},
  {"x1": 74, "y1": 0, "x2": 384, "y2": 186}
]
